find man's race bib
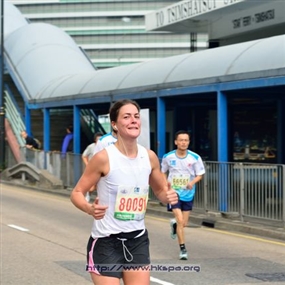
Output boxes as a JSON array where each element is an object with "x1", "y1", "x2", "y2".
[
  {"x1": 114, "y1": 185, "x2": 149, "y2": 221},
  {"x1": 171, "y1": 174, "x2": 190, "y2": 190}
]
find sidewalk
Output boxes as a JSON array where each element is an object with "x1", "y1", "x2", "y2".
[
  {"x1": 2, "y1": 180, "x2": 285, "y2": 242},
  {"x1": 147, "y1": 200, "x2": 285, "y2": 242}
]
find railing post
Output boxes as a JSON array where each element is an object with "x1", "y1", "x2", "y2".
[
  {"x1": 240, "y1": 163, "x2": 245, "y2": 222},
  {"x1": 203, "y1": 162, "x2": 208, "y2": 212},
  {"x1": 66, "y1": 153, "x2": 70, "y2": 187},
  {"x1": 281, "y1": 165, "x2": 285, "y2": 228},
  {"x1": 74, "y1": 153, "x2": 82, "y2": 187},
  {"x1": 218, "y1": 162, "x2": 228, "y2": 212}
]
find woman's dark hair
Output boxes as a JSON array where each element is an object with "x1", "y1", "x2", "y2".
[{"x1": 109, "y1": 99, "x2": 140, "y2": 123}]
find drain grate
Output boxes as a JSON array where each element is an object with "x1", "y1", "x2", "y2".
[
  {"x1": 201, "y1": 219, "x2": 215, "y2": 228},
  {"x1": 246, "y1": 272, "x2": 285, "y2": 282}
]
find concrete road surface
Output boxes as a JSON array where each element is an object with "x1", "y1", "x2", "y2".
[{"x1": 2, "y1": 184, "x2": 285, "y2": 285}]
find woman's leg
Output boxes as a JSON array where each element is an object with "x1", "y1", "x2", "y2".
[
  {"x1": 90, "y1": 273, "x2": 121, "y2": 285},
  {"x1": 123, "y1": 269, "x2": 150, "y2": 285}
]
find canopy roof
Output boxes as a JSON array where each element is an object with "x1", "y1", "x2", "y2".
[{"x1": 4, "y1": 2, "x2": 285, "y2": 107}]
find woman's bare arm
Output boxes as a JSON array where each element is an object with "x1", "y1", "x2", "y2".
[
  {"x1": 148, "y1": 149, "x2": 178, "y2": 205},
  {"x1": 70, "y1": 150, "x2": 109, "y2": 218}
]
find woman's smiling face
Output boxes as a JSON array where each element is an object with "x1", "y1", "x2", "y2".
[{"x1": 114, "y1": 103, "x2": 141, "y2": 139}]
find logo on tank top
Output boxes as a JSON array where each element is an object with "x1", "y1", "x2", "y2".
[{"x1": 120, "y1": 188, "x2": 128, "y2": 194}]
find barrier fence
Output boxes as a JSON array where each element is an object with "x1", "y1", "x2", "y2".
[
  {"x1": 194, "y1": 162, "x2": 284, "y2": 225},
  {"x1": 6, "y1": 147, "x2": 285, "y2": 226}
]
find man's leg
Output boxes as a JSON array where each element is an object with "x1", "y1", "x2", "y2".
[
  {"x1": 167, "y1": 202, "x2": 179, "y2": 239},
  {"x1": 172, "y1": 207, "x2": 191, "y2": 260},
  {"x1": 182, "y1": 210, "x2": 191, "y2": 228},
  {"x1": 172, "y1": 208, "x2": 184, "y2": 245},
  {"x1": 171, "y1": 209, "x2": 185, "y2": 260}
]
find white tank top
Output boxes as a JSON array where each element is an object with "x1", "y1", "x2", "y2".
[{"x1": 91, "y1": 144, "x2": 151, "y2": 238}]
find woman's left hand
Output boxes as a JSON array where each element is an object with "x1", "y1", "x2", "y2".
[{"x1": 166, "y1": 182, "x2": 179, "y2": 205}]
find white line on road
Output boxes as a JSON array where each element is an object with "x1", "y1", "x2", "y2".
[
  {"x1": 8, "y1": 224, "x2": 29, "y2": 232},
  {"x1": 150, "y1": 276, "x2": 175, "y2": 285}
]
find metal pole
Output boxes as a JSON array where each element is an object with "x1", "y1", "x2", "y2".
[
  {"x1": 280, "y1": 165, "x2": 285, "y2": 226},
  {"x1": 190, "y1": 32, "x2": 197, "y2": 53},
  {"x1": 0, "y1": 0, "x2": 5, "y2": 171}
]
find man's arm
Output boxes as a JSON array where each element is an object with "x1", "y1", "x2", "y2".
[
  {"x1": 25, "y1": 136, "x2": 35, "y2": 149},
  {"x1": 82, "y1": 145, "x2": 91, "y2": 166},
  {"x1": 187, "y1": 174, "x2": 203, "y2": 189},
  {"x1": 82, "y1": 155, "x2": 89, "y2": 166},
  {"x1": 187, "y1": 156, "x2": 205, "y2": 189}
]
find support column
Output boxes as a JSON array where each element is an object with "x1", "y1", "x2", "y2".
[
  {"x1": 43, "y1": 108, "x2": 50, "y2": 169},
  {"x1": 0, "y1": 0, "x2": 4, "y2": 170},
  {"x1": 0, "y1": 106, "x2": 5, "y2": 170},
  {"x1": 43, "y1": 108, "x2": 50, "y2": 151},
  {"x1": 25, "y1": 106, "x2": 31, "y2": 134},
  {"x1": 73, "y1": 105, "x2": 80, "y2": 154},
  {"x1": 217, "y1": 91, "x2": 228, "y2": 212},
  {"x1": 73, "y1": 105, "x2": 81, "y2": 186},
  {"x1": 217, "y1": 91, "x2": 228, "y2": 162},
  {"x1": 190, "y1": 32, "x2": 197, "y2": 53},
  {"x1": 277, "y1": 99, "x2": 285, "y2": 164},
  {"x1": 157, "y1": 97, "x2": 166, "y2": 159}
]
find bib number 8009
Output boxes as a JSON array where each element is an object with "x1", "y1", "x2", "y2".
[{"x1": 118, "y1": 197, "x2": 147, "y2": 212}]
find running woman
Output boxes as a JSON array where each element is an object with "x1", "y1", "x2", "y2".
[{"x1": 71, "y1": 99, "x2": 178, "y2": 285}]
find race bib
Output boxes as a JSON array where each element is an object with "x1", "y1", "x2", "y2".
[
  {"x1": 172, "y1": 174, "x2": 190, "y2": 190},
  {"x1": 114, "y1": 185, "x2": 149, "y2": 221}
]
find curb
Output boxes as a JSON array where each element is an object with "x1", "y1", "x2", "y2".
[{"x1": 146, "y1": 202, "x2": 285, "y2": 242}]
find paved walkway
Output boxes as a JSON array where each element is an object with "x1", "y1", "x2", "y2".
[{"x1": 147, "y1": 200, "x2": 285, "y2": 242}]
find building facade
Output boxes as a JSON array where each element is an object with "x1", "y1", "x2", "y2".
[{"x1": 10, "y1": 0, "x2": 208, "y2": 69}]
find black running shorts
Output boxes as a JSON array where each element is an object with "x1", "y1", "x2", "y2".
[{"x1": 86, "y1": 229, "x2": 150, "y2": 278}]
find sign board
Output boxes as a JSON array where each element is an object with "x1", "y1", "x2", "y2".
[
  {"x1": 145, "y1": 0, "x2": 283, "y2": 43},
  {"x1": 209, "y1": 1, "x2": 284, "y2": 40},
  {"x1": 145, "y1": 0, "x2": 247, "y2": 32}
]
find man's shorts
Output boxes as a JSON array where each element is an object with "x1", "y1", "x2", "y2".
[
  {"x1": 86, "y1": 229, "x2": 150, "y2": 278},
  {"x1": 167, "y1": 200, "x2": 193, "y2": 212}
]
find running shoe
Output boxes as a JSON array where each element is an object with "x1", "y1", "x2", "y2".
[
  {"x1": 170, "y1": 218, "x2": 177, "y2": 239},
  {"x1": 179, "y1": 249, "x2": 188, "y2": 260}
]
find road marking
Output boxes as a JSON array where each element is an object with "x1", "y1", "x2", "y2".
[
  {"x1": 204, "y1": 228, "x2": 285, "y2": 246},
  {"x1": 8, "y1": 224, "x2": 29, "y2": 232},
  {"x1": 150, "y1": 276, "x2": 175, "y2": 285}
]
